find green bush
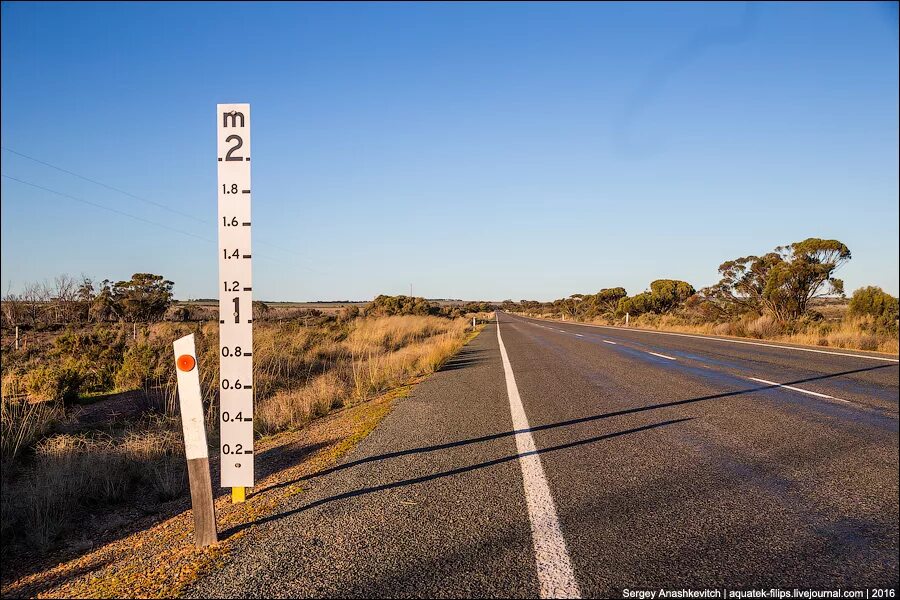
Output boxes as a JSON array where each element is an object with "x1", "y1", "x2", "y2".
[
  {"x1": 365, "y1": 295, "x2": 439, "y2": 317},
  {"x1": 848, "y1": 286, "x2": 899, "y2": 332},
  {"x1": 115, "y1": 344, "x2": 162, "y2": 390},
  {"x1": 617, "y1": 292, "x2": 654, "y2": 316},
  {"x1": 615, "y1": 280, "x2": 695, "y2": 317},
  {"x1": 22, "y1": 365, "x2": 81, "y2": 403},
  {"x1": 51, "y1": 328, "x2": 126, "y2": 392}
]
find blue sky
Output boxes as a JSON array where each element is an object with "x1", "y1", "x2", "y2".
[{"x1": 2, "y1": 2, "x2": 897, "y2": 301}]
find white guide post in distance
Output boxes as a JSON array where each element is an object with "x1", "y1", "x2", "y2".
[{"x1": 217, "y1": 103, "x2": 254, "y2": 488}]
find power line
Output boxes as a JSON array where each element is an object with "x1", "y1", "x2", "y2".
[
  {"x1": 2, "y1": 146, "x2": 205, "y2": 224},
  {"x1": 1, "y1": 146, "x2": 314, "y2": 262},
  {"x1": 2, "y1": 173, "x2": 213, "y2": 243},
  {"x1": 1, "y1": 173, "x2": 322, "y2": 272}
]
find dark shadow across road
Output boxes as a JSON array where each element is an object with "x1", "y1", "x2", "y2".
[
  {"x1": 437, "y1": 347, "x2": 488, "y2": 372},
  {"x1": 222, "y1": 417, "x2": 692, "y2": 539},
  {"x1": 260, "y1": 363, "x2": 895, "y2": 493}
]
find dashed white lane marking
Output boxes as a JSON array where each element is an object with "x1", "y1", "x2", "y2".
[
  {"x1": 647, "y1": 351, "x2": 677, "y2": 361},
  {"x1": 496, "y1": 318, "x2": 581, "y2": 599},
  {"x1": 746, "y1": 376, "x2": 851, "y2": 403},
  {"x1": 602, "y1": 340, "x2": 617, "y2": 345},
  {"x1": 574, "y1": 333, "x2": 584, "y2": 337},
  {"x1": 516, "y1": 315, "x2": 898, "y2": 363}
]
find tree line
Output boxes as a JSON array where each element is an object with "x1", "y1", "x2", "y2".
[
  {"x1": 1, "y1": 277, "x2": 498, "y2": 331},
  {"x1": 504, "y1": 238, "x2": 898, "y2": 332},
  {"x1": 2, "y1": 273, "x2": 174, "y2": 328},
  {"x1": 364, "y1": 295, "x2": 495, "y2": 318}
]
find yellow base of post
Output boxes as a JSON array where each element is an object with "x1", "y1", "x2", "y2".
[{"x1": 232, "y1": 486, "x2": 246, "y2": 503}]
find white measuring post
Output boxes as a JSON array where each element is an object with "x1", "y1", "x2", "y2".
[
  {"x1": 217, "y1": 103, "x2": 254, "y2": 501},
  {"x1": 173, "y1": 334, "x2": 217, "y2": 547}
]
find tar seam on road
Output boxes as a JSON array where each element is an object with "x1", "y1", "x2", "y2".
[{"x1": 496, "y1": 317, "x2": 582, "y2": 599}]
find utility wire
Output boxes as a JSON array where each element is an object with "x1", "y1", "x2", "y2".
[
  {"x1": 2, "y1": 174, "x2": 213, "y2": 243},
  {"x1": 1, "y1": 173, "x2": 324, "y2": 271},
  {"x1": 2, "y1": 146, "x2": 205, "y2": 224},
  {"x1": 1, "y1": 146, "x2": 314, "y2": 262}
]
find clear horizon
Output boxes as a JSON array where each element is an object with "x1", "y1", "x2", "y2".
[{"x1": 2, "y1": 2, "x2": 898, "y2": 302}]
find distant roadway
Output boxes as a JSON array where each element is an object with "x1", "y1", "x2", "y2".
[{"x1": 192, "y1": 312, "x2": 899, "y2": 598}]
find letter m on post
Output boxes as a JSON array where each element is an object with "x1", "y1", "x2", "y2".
[{"x1": 223, "y1": 112, "x2": 245, "y2": 128}]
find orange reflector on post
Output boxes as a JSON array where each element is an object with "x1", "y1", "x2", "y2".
[{"x1": 177, "y1": 354, "x2": 196, "y2": 372}]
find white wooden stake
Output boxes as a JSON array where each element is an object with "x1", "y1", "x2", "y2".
[{"x1": 173, "y1": 334, "x2": 217, "y2": 547}]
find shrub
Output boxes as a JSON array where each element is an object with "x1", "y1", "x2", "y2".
[
  {"x1": 747, "y1": 315, "x2": 783, "y2": 338},
  {"x1": 618, "y1": 292, "x2": 654, "y2": 317},
  {"x1": 365, "y1": 295, "x2": 438, "y2": 317},
  {"x1": 713, "y1": 321, "x2": 746, "y2": 337},
  {"x1": 115, "y1": 344, "x2": 161, "y2": 390},
  {"x1": 848, "y1": 286, "x2": 899, "y2": 332},
  {"x1": 51, "y1": 328, "x2": 126, "y2": 392},
  {"x1": 22, "y1": 365, "x2": 81, "y2": 403},
  {"x1": 648, "y1": 279, "x2": 695, "y2": 313}
]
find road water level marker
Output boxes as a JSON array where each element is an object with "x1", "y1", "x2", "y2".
[
  {"x1": 173, "y1": 334, "x2": 218, "y2": 547},
  {"x1": 218, "y1": 103, "x2": 254, "y2": 499}
]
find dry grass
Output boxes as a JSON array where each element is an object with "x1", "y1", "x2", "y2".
[
  {"x1": 0, "y1": 379, "x2": 410, "y2": 599},
  {"x1": 256, "y1": 316, "x2": 471, "y2": 434},
  {"x1": 781, "y1": 316, "x2": 898, "y2": 353},
  {"x1": 256, "y1": 372, "x2": 344, "y2": 435},
  {"x1": 346, "y1": 315, "x2": 449, "y2": 352},
  {"x1": 1, "y1": 421, "x2": 186, "y2": 551},
  {"x1": 0, "y1": 396, "x2": 62, "y2": 467},
  {"x1": 0, "y1": 314, "x2": 476, "y2": 555},
  {"x1": 567, "y1": 312, "x2": 898, "y2": 354}
]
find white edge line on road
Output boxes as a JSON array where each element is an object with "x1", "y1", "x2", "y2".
[
  {"x1": 646, "y1": 351, "x2": 677, "y2": 361},
  {"x1": 514, "y1": 315, "x2": 899, "y2": 363},
  {"x1": 746, "y1": 376, "x2": 851, "y2": 403},
  {"x1": 496, "y1": 317, "x2": 581, "y2": 599}
]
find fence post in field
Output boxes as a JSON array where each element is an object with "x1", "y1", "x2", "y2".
[
  {"x1": 15, "y1": 325, "x2": 19, "y2": 350},
  {"x1": 173, "y1": 333, "x2": 218, "y2": 547}
]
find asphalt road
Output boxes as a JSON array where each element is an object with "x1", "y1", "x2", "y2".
[{"x1": 191, "y1": 312, "x2": 899, "y2": 598}]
